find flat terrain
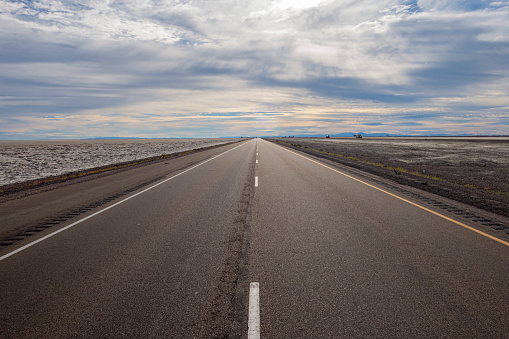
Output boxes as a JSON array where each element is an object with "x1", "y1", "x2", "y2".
[
  {"x1": 270, "y1": 137, "x2": 509, "y2": 219},
  {"x1": 1, "y1": 139, "x2": 508, "y2": 337}
]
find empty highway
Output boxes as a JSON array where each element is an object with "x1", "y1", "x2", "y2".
[{"x1": 1, "y1": 138, "x2": 508, "y2": 338}]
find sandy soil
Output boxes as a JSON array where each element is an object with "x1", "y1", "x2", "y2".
[{"x1": 270, "y1": 137, "x2": 509, "y2": 218}]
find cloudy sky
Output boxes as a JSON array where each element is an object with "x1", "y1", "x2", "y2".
[{"x1": 1, "y1": 0, "x2": 508, "y2": 139}]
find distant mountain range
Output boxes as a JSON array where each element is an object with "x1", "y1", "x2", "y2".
[
  {"x1": 252, "y1": 133, "x2": 508, "y2": 138},
  {"x1": 85, "y1": 134, "x2": 508, "y2": 139}
]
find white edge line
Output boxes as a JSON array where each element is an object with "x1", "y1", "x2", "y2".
[
  {"x1": 248, "y1": 282, "x2": 260, "y2": 339},
  {"x1": 0, "y1": 142, "x2": 249, "y2": 262}
]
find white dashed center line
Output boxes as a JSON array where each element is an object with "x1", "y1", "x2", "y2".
[
  {"x1": 255, "y1": 176, "x2": 259, "y2": 187},
  {"x1": 248, "y1": 282, "x2": 260, "y2": 339}
]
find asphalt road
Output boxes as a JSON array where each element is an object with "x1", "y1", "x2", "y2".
[{"x1": 1, "y1": 138, "x2": 508, "y2": 338}]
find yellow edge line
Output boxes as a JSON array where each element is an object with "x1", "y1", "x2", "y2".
[{"x1": 281, "y1": 146, "x2": 509, "y2": 248}]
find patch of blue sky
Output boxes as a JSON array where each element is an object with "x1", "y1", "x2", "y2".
[
  {"x1": 394, "y1": 112, "x2": 448, "y2": 120},
  {"x1": 197, "y1": 112, "x2": 248, "y2": 117},
  {"x1": 267, "y1": 77, "x2": 420, "y2": 104},
  {"x1": 391, "y1": 121, "x2": 427, "y2": 127}
]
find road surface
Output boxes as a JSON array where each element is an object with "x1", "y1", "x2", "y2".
[{"x1": 1, "y1": 138, "x2": 508, "y2": 338}]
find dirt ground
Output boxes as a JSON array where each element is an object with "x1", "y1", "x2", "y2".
[{"x1": 270, "y1": 137, "x2": 509, "y2": 218}]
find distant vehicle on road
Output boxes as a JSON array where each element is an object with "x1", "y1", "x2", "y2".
[
  {"x1": 325, "y1": 135, "x2": 330, "y2": 138},
  {"x1": 354, "y1": 134, "x2": 362, "y2": 138}
]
